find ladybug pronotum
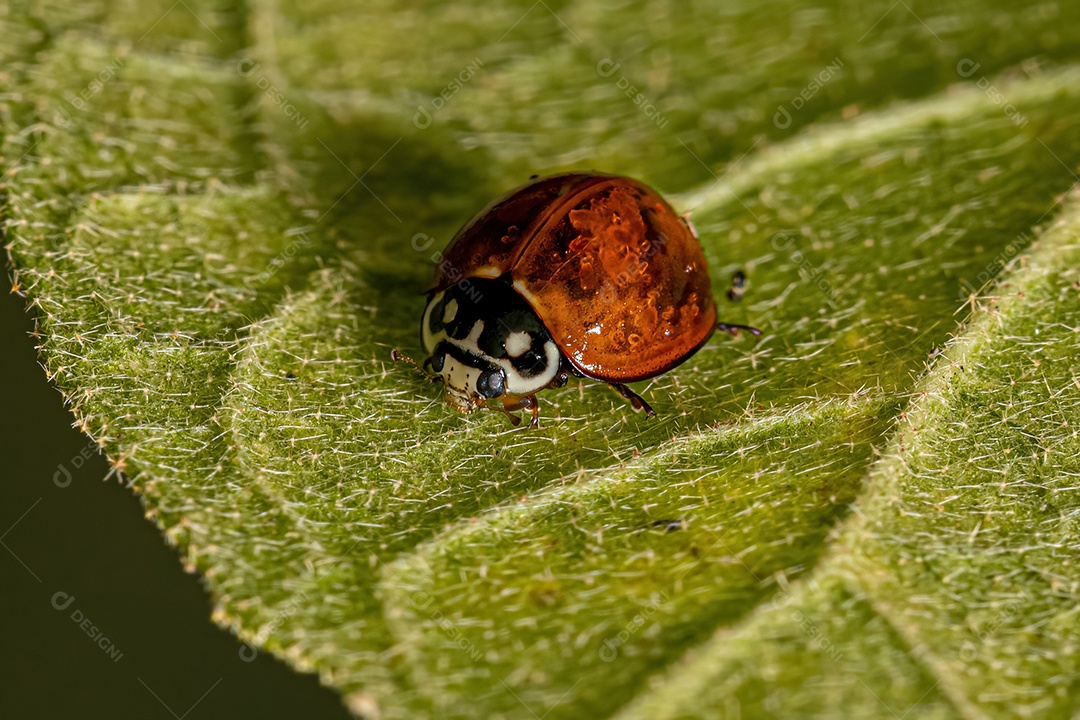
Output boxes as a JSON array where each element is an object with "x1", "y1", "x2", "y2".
[{"x1": 398, "y1": 172, "x2": 759, "y2": 427}]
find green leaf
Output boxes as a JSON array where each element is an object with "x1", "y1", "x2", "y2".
[{"x1": 3, "y1": 1, "x2": 1080, "y2": 717}]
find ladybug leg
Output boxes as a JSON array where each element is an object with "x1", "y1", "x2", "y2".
[
  {"x1": 718, "y1": 274, "x2": 761, "y2": 336},
  {"x1": 726, "y1": 270, "x2": 747, "y2": 302},
  {"x1": 547, "y1": 369, "x2": 570, "y2": 390},
  {"x1": 503, "y1": 393, "x2": 541, "y2": 429},
  {"x1": 716, "y1": 322, "x2": 762, "y2": 337},
  {"x1": 491, "y1": 404, "x2": 523, "y2": 427},
  {"x1": 608, "y1": 383, "x2": 657, "y2": 417}
]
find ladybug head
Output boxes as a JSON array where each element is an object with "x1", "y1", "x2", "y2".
[{"x1": 421, "y1": 278, "x2": 561, "y2": 414}]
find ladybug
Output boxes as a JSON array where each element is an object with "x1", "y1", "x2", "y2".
[{"x1": 398, "y1": 172, "x2": 759, "y2": 427}]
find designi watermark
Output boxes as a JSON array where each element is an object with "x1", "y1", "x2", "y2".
[
  {"x1": 956, "y1": 59, "x2": 1029, "y2": 128},
  {"x1": 599, "y1": 591, "x2": 668, "y2": 662},
  {"x1": 958, "y1": 230, "x2": 1030, "y2": 299},
  {"x1": 596, "y1": 59, "x2": 670, "y2": 130},
  {"x1": 411, "y1": 233, "x2": 484, "y2": 303},
  {"x1": 242, "y1": 229, "x2": 314, "y2": 291},
  {"x1": 774, "y1": 57, "x2": 845, "y2": 130},
  {"x1": 238, "y1": 589, "x2": 310, "y2": 662},
  {"x1": 410, "y1": 591, "x2": 483, "y2": 663},
  {"x1": 772, "y1": 590, "x2": 843, "y2": 662},
  {"x1": 959, "y1": 600, "x2": 1021, "y2": 662},
  {"x1": 237, "y1": 59, "x2": 310, "y2": 131},
  {"x1": 53, "y1": 438, "x2": 104, "y2": 488},
  {"x1": 52, "y1": 591, "x2": 123, "y2": 662},
  {"x1": 771, "y1": 232, "x2": 842, "y2": 309},
  {"x1": 413, "y1": 58, "x2": 485, "y2": 129},
  {"x1": 53, "y1": 56, "x2": 126, "y2": 129}
]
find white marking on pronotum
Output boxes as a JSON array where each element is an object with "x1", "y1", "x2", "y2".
[
  {"x1": 421, "y1": 290, "x2": 446, "y2": 353},
  {"x1": 504, "y1": 331, "x2": 532, "y2": 358},
  {"x1": 443, "y1": 298, "x2": 459, "y2": 323}
]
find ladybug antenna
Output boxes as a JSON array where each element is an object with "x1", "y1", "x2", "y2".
[
  {"x1": 716, "y1": 322, "x2": 762, "y2": 337},
  {"x1": 391, "y1": 348, "x2": 441, "y2": 383},
  {"x1": 391, "y1": 348, "x2": 418, "y2": 366}
]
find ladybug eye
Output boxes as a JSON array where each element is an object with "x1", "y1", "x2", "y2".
[{"x1": 476, "y1": 368, "x2": 506, "y2": 399}]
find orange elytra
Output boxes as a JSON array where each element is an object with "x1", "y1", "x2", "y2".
[{"x1": 401, "y1": 171, "x2": 760, "y2": 427}]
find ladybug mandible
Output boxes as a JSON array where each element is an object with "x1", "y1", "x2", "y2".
[{"x1": 397, "y1": 172, "x2": 760, "y2": 427}]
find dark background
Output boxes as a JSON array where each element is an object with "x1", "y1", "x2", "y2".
[{"x1": 0, "y1": 287, "x2": 351, "y2": 719}]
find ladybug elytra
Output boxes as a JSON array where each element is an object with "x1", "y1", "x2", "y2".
[{"x1": 398, "y1": 172, "x2": 759, "y2": 427}]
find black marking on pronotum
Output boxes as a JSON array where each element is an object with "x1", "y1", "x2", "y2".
[
  {"x1": 509, "y1": 346, "x2": 549, "y2": 378},
  {"x1": 427, "y1": 278, "x2": 555, "y2": 374},
  {"x1": 426, "y1": 291, "x2": 449, "y2": 337},
  {"x1": 431, "y1": 339, "x2": 497, "y2": 376}
]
